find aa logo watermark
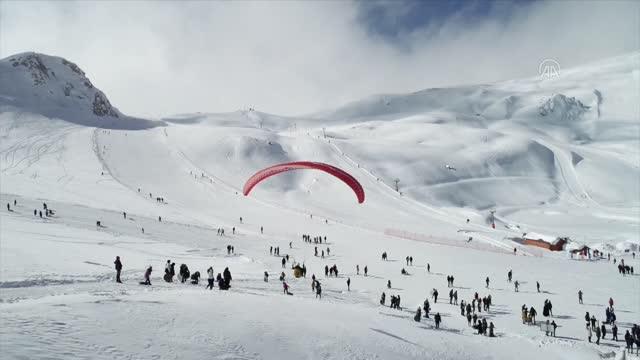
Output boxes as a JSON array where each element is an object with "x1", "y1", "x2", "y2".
[{"x1": 538, "y1": 59, "x2": 560, "y2": 80}]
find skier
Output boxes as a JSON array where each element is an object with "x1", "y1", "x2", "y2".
[
  {"x1": 239, "y1": 217, "x2": 243, "y2": 223},
  {"x1": 347, "y1": 277, "x2": 351, "y2": 291},
  {"x1": 387, "y1": 280, "x2": 391, "y2": 289},
  {"x1": 282, "y1": 257, "x2": 286, "y2": 268},
  {"x1": 207, "y1": 267, "x2": 215, "y2": 289},
  {"x1": 264, "y1": 271, "x2": 269, "y2": 282},
  {"x1": 536, "y1": 281, "x2": 540, "y2": 293},
  {"x1": 601, "y1": 323, "x2": 607, "y2": 339},
  {"x1": 551, "y1": 320, "x2": 557, "y2": 337},
  {"x1": 356, "y1": 265, "x2": 359, "y2": 275},
  {"x1": 283, "y1": 281, "x2": 291, "y2": 295},
  {"x1": 260, "y1": 226, "x2": 263, "y2": 234},
  {"x1": 123, "y1": 212, "x2": 126, "y2": 219},
  {"x1": 432, "y1": 289, "x2": 439, "y2": 303},
  {"x1": 414, "y1": 307, "x2": 422, "y2": 322},
  {"x1": 427, "y1": 263, "x2": 430, "y2": 273},
  {"x1": 233, "y1": 227, "x2": 236, "y2": 235},
  {"x1": 612, "y1": 323, "x2": 618, "y2": 341},
  {"x1": 508, "y1": 270, "x2": 512, "y2": 282},
  {"x1": 587, "y1": 324, "x2": 593, "y2": 343},
  {"x1": 380, "y1": 292, "x2": 386, "y2": 305},
  {"x1": 364, "y1": 266, "x2": 368, "y2": 276},
  {"x1": 578, "y1": 290, "x2": 583, "y2": 304},
  {"x1": 316, "y1": 282, "x2": 322, "y2": 299},
  {"x1": 514, "y1": 280, "x2": 519, "y2": 292},
  {"x1": 114, "y1": 256, "x2": 123, "y2": 283},
  {"x1": 434, "y1": 313, "x2": 442, "y2": 329},
  {"x1": 489, "y1": 322, "x2": 495, "y2": 337},
  {"x1": 595, "y1": 322, "x2": 601, "y2": 345},
  {"x1": 486, "y1": 276, "x2": 490, "y2": 288}
]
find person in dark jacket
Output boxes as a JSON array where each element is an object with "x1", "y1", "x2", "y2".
[
  {"x1": 142, "y1": 266, "x2": 152, "y2": 285},
  {"x1": 625, "y1": 330, "x2": 633, "y2": 351},
  {"x1": 434, "y1": 313, "x2": 442, "y2": 329},
  {"x1": 612, "y1": 323, "x2": 618, "y2": 341},
  {"x1": 223, "y1": 267, "x2": 232, "y2": 288},
  {"x1": 190, "y1": 271, "x2": 200, "y2": 284},
  {"x1": 114, "y1": 256, "x2": 123, "y2": 283}
]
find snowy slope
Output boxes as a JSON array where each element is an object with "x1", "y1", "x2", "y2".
[{"x1": 1, "y1": 51, "x2": 639, "y2": 360}]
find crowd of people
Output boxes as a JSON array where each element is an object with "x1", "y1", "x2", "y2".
[{"x1": 8, "y1": 197, "x2": 640, "y2": 354}]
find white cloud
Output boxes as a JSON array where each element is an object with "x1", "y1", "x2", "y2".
[{"x1": 1, "y1": 0, "x2": 638, "y2": 118}]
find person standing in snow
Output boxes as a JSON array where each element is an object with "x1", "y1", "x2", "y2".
[
  {"x1": 223, "y1": 267, "x2": 232, "y2": 288},
  {"x1": 260, "y1": 226, "x2": 263, "y2": 234},
  {"x1": 207, "y1": 267, "x2": 215, "y2": 290},
  {"x1": 364, "y1": 266, "x2": 368, "y2": 276},
  {"x1": 347, "y1": 277, "x2": 351, "y2": 291},
  {"x1": 595, "y1": 322, "x2": 601, "y2": 345},
  {"x1": 114, "y1": 256, "x2": 123, "y2": 283},
  {"x1": 578, "y1": 290, "x2": 583, "y2": 304},
  {"x1": 432, "y1": 289, "x2": 439, "y2": 303},
  {"x1": 424, "y1": 299, "x2": 430, "y2": 318},
  {"x1": 536, "y1": 281, "x2": 540, "y2": 293},
  {"x1": 434, "y1": 313, "x2": 442, "y2": 329},
  {"x1": 508, "y1": 270, "x2": 512, "y2": 282},
  {"x1": 612, "y1": 323, "x2": 618, "y2": 341},
  {"x1": 587, "y1": 324, "x2": 593, "y2": 343},
  {"x1": 514, "y1": 280, "x2": 519, "y2": 292},
  {"x1": 486, "y1": 277, "x2": 490, "y2": 288},
  {"x1": 414, "y1": 307, "x2": 422, "y2": 322}
]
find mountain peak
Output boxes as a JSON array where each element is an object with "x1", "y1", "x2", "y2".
[{"x1": 2, "y1": 52, "x2": 120, "y2": 119}]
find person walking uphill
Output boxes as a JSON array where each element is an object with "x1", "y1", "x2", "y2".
[{"x1": 114, "y1": 256, "x2": 123, "y2": 283}]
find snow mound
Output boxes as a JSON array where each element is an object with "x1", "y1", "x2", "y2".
[{"x1": 0, "y1": 52, "x2": 161, "y2": 129}]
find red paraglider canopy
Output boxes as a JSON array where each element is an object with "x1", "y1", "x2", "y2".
[{"x1": 243, "y1": 161, "x2": 365, "y2": 203}]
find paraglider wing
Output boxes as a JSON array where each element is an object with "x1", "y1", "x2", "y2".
[{"x1": 243, "y1": 161, "x2": 365, "y2": 203}]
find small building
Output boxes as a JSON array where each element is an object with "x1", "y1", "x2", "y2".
[
  {"x1": 522, "y1": 232, "x2": 568, "y2": 251},
  {"x1": 569, "y1": 245, "x2": 591, "y2": 257}
]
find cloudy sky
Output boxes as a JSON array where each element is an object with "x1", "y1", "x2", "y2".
[{"x1": 1, "y1": 0, "x2": 638, "y2": 118}]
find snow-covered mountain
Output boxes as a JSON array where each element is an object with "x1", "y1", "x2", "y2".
[
  {"x1": 1, "y1": 51, "x2": 638, "y2": 360},
  {"x1": 0, "y1": 52, "x2": 161, "y2": 129}
]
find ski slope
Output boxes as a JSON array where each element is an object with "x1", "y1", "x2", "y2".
[{"x1": 1, "y1": 52, "x2": 639, "y2": 360}]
